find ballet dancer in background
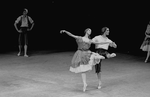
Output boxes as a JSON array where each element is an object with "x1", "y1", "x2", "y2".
[
  {"x1": 14, "y1": 8, "x2": 34, "y2": 57},
  {"x1": 140, "y1": 22, "x2": 150, "y2": 63},
  {"x1": 60, "y1": 28, "x2": 105, "y2": 92},
  {"x1": 92, "y1": 27, "x2": 117, "y2": 89}
]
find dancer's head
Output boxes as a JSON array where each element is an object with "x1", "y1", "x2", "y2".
[
  {"x1": 101, "y1": 27, "x2": 109, "y2": 36},
  {"x1": 23, "y1": 8, "x2": 28, "y2": 16},
  {"x1": 85, "y1": 28, "x2": 91, "y2": 36}
]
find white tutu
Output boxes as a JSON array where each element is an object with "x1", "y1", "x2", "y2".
[{"x1": 69, "y1": 52, "x2": 105, "y2": 73}]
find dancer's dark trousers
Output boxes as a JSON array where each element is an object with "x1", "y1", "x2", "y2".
[
  {"x1": 18, "y1": 27, "x2": 28, "y2": 46},
  {"x1": 95, "y1": 48, "x2": 109, "y2": 73}
]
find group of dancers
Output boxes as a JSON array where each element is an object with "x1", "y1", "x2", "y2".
[
  {"x1": 13, "y1": 8, "x2": 150, "y2": 92},
  {"x1": 13, "y1": 8, "x2": 150, "y2": 64},
  {"x1": 60, "y1": 27, "x2": 117, "y2": 92},
  {"x1": 60, "y1": 24, "x2": 150, "y2": 92}
]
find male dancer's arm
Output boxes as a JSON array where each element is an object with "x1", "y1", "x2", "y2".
[
  {"x1": 30, "y1": 22, "x2": 34, "y2": 30},
  {"x1": 110, "y1": 42, "x2": 117, "y2": 48},
  {"x1": 14, "y1": 17, "x2": 22, "y2": 33},
  {"x1": 107, "y1": 39, "x2": 117, "y2": 48},
  {"x1": 91, "y1": 37, "x2": 111, "y2": 45},
  {"x1": 28, "y1": 16, "x2": 34, "y2": 31},
  {"x1": 92, "y1": 41, "x2": 111, "y2": 45}
]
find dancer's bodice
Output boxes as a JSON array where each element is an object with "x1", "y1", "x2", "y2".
[{"x1": 76, "y1": 37, "x2": 91, "y2": 50}]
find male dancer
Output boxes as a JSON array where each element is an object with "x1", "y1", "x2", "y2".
[
  {"x1": 92, "y1": 27, "x2": 117, "y2": 89},
  {"x1": 14, "y1": 8, "x2": 34, "y2": 57}
]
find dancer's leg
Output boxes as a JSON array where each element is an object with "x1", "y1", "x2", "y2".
[
  {"x1": 95, "y1": 60, "x2": 102, "y2": 89},
  {"x1": 97, "y1": 72, "x2": 102, "y2": 89},
  {"x1": 145, "y1": 51, "x2": 150, "y2": 62},
  {"x1": 81, "y1": 73, "x2": 87, "y2": 92},
  {"x1": 24, "y1": 33, "x2": 28, "y2": 57},
  {"x1": 24, "y1": 45, "x2": 28, "y2": 57},
  {"x1": 18, "y1": 33, "x2": 22, "y2": 56},
  {"x1": 18, "y1": 45, "x2": 21, "y2": 56}
]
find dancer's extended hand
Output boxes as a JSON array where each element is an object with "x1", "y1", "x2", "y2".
[
  {"x1": 60, "y1": 30, "x2": 65, "y2": 34},
  {"x1": 113, "y1": 42, "x2": 117, "y2": 48},
  {"x1": 18, "y1": 30, "x2": 22, "y2": 33},
  {"x1": 110, "y1": 42, "x2": 117, "y2": 48}
]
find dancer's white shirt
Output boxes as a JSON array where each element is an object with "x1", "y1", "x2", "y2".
[
  {"x1": 15, "y1": 15, "x2": 34, "y2": 27},
  {"x1": 92, "y1": 35, "x2": 112, "y2": 50}
]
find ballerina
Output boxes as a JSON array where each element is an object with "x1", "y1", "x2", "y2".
[
  {"x1": 140, "y1": 23, "x2": 150, "y2": 63},
  {"x1": 60, "y1": 28, "x2": 105, "y2": 92}
]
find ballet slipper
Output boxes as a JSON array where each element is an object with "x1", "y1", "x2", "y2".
[
  {"x1": 107, "y1": 53, "x2": 116, "y2": 58},
  {"x1": 110, "y1": 53, "x2": 116, "y2": 57}
]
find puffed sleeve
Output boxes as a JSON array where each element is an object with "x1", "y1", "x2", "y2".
[
  {"x1": 15, "y1": 16, "x2": 21, "y2": 23},
  {"x1": 28, "y1": 16, "x2": 34, "y2": 24}
]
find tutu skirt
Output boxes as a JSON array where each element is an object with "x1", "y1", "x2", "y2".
[
  {"x1": 70, "y1": 50, "x2": 105, "y2": 73},
  {"x1": 140, "y1": 37, "x2": 150, "y2": 51}
]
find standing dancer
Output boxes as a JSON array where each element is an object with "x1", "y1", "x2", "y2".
[
  {"x1": 60, "y1": 29, "x2": 105, "y2": 92},
  {"x1": 92, "y1": 27, "x2": 117, "y2": 89},
  {"x1": 14, "y1": 8, "x2": 34, "y2": 57},
  {"x1": 140, "y1": 23, "x2": 150, "y2": 63}
]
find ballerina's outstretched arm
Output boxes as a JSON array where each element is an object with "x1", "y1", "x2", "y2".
[{"x1": 60, "y1": 30, "x2": 80, "y2": 39}]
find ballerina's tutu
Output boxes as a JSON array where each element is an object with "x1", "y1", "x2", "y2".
[
  {"x1": 70, "y1": 52, "x2": 105, "y2": 73},
  {"x1": 141, "y1": 45, "x2": 150, "y2": 51},
  {"x1": 140, "y1": 37, "x2": 150, "y2": 51}
]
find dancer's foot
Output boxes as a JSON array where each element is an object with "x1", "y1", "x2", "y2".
[
  {"x1": 24, "y1": 54, "x2": 29, "y2": 57},
  {"x1": 83, "y1": 84, "x2": 87, "y2": 92},
  {"x1": 98, "y1": 85, "x2": 101, "y2": 89},
  {"x1": 145, "y1": 59, "x2": 148, "y2": 63},
  {"x1": 98, "y1": 81, "x2": 102, "y2": 89},
  {"x1": 110, "y1": 53, "x2": 116, "y2": 57},
  {"x1": 107, "y1": 53, "x2": 116, "y2": 58},
  {"x1": 17, "y1": 52, "x2": 21, "y2": 56},
  {"x1": 100, "y1": 55, "x2": 105, "y2": 59}
]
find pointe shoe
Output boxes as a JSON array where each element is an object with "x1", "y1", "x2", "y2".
[{"x1": 83, "y1": 84, "x2": 87, "y2": 92}]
